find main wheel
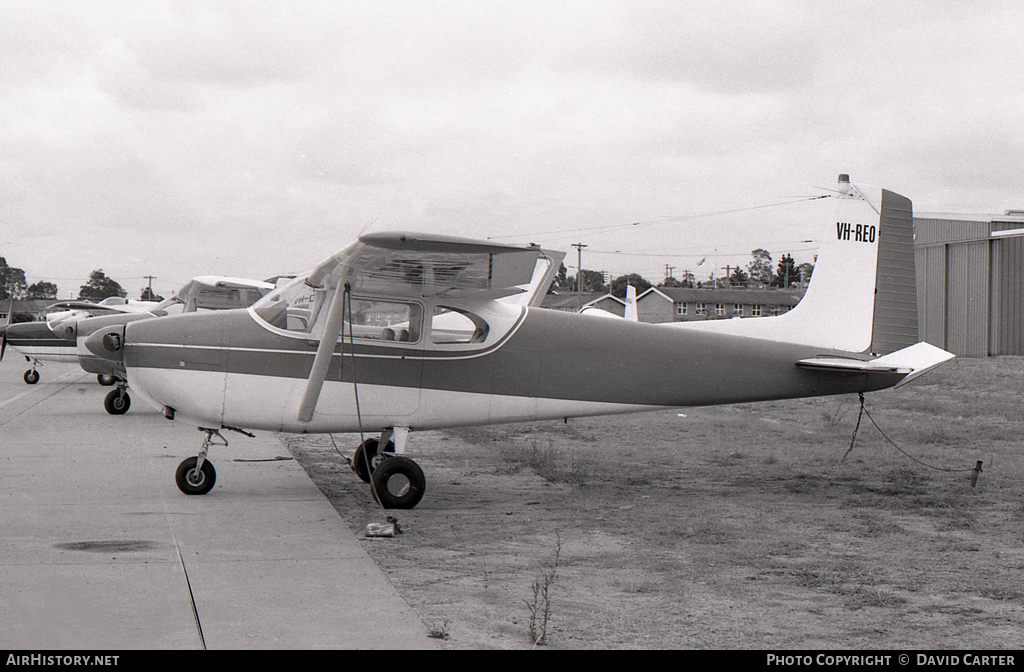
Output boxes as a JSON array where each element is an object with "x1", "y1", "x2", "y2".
[
  {"x1": 370, "y1": 456, "x2": 426, "y2": 509},
  {"x1": 24, "y1": 370, "x2": 39, "y2": 384},
  {"x1": 103, "y1": 389, "x2": 131, "y2": 415},
  {"x1": 352, "y1": 438, "x2": 395, "y2": 483},
  {"x1": 97, "y1": 374, "x2": 116, "y2": 386},
  {"x1": 175, "y1": 457, "x2": 217, "y2": 495}
]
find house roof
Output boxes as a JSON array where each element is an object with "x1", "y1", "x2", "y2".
[
  {"x1": 541, "y1": 291, "x2": 607, "y2": 310},
  {"x1": 639, "y1": 286, "x2": 804, "y2": 306}
]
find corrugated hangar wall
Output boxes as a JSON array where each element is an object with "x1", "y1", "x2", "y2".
[{"x1": 914, "y1": 217, "x2": 1024, "y2": 357}]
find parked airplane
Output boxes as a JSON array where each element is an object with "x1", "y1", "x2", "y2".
[
  {"x1": 84, "y1": 176, "x2": 953, "y2": 509},
  {"x1": 1, "y1": 297, "x2": 160, "y2": 384},
  {"x1": 66, "y1": 276, "x2": 274, "y2": 414}
]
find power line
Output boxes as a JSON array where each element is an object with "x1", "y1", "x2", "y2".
[{"x1": 486, "y1": 195, "x2": 829, "y2": 244}]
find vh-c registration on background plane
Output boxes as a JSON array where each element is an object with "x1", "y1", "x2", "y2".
[{"x1": 84, "y1": 176, "x2": 954, "y2": 509}]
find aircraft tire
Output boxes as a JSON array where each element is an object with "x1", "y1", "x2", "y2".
[
  {"x1": 97, "y1": 374, "x2": 116, "y2": 386},
  {"x1": 370, "y1": 456, "x2": 425, "y2": 509},
  {"x1": 175, "y1": 457, "x2": 217, "y2": 496},
  {"x1": 24, "y1": 370, "x2": 39, "y2": 385},
  {"x1": 353, "y1": 438, "x2": 395, "y2": 483},
  {"x1": 103, "y1": 389, "x2": 131, "y2": 415}
]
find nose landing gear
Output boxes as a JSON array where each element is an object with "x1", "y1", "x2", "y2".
[
  {"x1": 175, "y1": 426, "x2": 255, "y2": 496},
  {"x1": 23, "y1": 358, "x2": 41, "y2": 384},
  {"x1": 103, "y1": 384, "x2": 131, "y2": 414}
]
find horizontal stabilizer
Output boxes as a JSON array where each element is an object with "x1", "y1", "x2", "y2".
[{"x1": 797, "y1": 342, "x2": 954, "y2": 387}]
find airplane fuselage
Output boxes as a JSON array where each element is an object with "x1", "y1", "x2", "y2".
[{"x1": 119, "y1": 303, "x2": 902, "y2": 434}]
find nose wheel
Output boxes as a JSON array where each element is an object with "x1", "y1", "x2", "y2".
[
  {"x1": 23, "y1": 359, "x2": 41, "y2": 384},
  {"x1": 103, "y1": 386, "x2": 131, "y2": 414},
  {"x1": 175, "y1": 456, "x2": 217, "y2": 495},
  {"x1": 175, "y1": 426, "x2": 254, "y2": 496}
]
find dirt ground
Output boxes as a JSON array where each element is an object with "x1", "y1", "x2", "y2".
[{"x1": 281, "y1": 357, "x2": 1024, "y2": 650}]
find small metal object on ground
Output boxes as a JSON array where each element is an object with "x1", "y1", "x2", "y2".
[{"x1": 365, "y1": 516, "x2": 403, "y2": 537}]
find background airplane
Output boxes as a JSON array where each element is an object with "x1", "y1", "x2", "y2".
[
  {"x1": 1, "y1": 298, "x2": 159, "y2": 384},
  {"x1": 67, "y1": 276, "x2": 274, "y2": 414},
  {"x1": 85, "y1": 176, "x2": 953, "y2": 510}
]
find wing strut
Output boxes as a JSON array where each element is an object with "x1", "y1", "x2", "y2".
[{"x1": 296, "y1": 282, "x2": 348, "y2": 423}]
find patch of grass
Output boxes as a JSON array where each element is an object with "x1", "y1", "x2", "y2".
[{"x1": 837, "y1": 586, "x2": 907, "y2": 609}]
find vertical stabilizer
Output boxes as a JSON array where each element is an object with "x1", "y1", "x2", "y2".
[
  {"x1": 670, "y1": 175, "x2": 920, "y2": 354},
  {"x1": 869, "y1": 190, "x2": 918, "y2": 355},
  {"x1": 624, "y1": 285, "x2": 638, "y2": 321}
]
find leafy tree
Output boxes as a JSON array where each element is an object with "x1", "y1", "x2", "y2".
[
  {"x1": 729, "y1": 266, "x2": 749, "y2": 287},
  {"x1": 140, "y1": 287, "x2": 165, "y2": 301},
  {"x1": 25, "y1": 281, "x2": 58, "y2": 299},
  {"x1": 773, "y1": 254, "x2": 798, "y2": 288},
  {"x1": 610, "y1": 273, "x2": 652, "y2": 299},
  {"x1": 797, "y1": 262, "x2": 814, "y2": 285},
  {"x1": 78, "y1": 270, "x2": 127, "y2": 301},
  {"x1": 549, "y1": 263, "x2": 571, "y2": 293},
  {"x1": 569, "y1": 269, "x2": 607, "y2": 293},
  {"x1": 0, "y1": 257, "x2": 27, "y2": 300},
  {"x1": 747, "y1": 249, "x2": 773, "y2": 286}
]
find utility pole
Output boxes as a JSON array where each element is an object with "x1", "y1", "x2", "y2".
[
  {"x1": 571, "y1": 243, "x2": 587, "y2": 310},
  {"x1": 144, "y1": 275, "x2": 157, "y2": 300}
]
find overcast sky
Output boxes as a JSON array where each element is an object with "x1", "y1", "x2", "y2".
[{"x1": 2, "y1": 1, "x2": 1023, "y2": 298}]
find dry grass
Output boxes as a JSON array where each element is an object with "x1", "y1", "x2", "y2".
[{"x1": 283, "y1": 357, "x2": 1024, "y2": 649}]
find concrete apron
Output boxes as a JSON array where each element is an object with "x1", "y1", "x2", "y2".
[{"x1": 0, "y1": 362, "x2": 436, "y2": 649}]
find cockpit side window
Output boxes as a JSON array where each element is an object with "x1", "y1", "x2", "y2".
[
  {"x1": 253, "y1": 280, "x2": 320, "y2": 333},
  {"x1": 253, "y1": 280, "x2": 422, "y2": 343},
  {"x1": 339, "y1": 299, "x2": 421, "y2": 343}
]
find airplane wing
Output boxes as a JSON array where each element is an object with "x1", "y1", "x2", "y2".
[
  {"x1": 190, "y1": 276, "x2": 276, "y2": 291},
  {"x1": 306, "y1": 232, "x2": 564, "y2": 305}
]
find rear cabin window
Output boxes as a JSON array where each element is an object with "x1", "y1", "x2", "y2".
[{"x1": 430, "y1": 306, "x2": 489, "y2": 344}]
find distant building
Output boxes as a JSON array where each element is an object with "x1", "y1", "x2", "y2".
[
  {"x1": 580, "y1": 294, "x2": 627, "y2": 317},
  {"x1": 0, "y1": 299, "x2": 56, "y2": 323},
  {"x1": 541, "y1": 291, "x2": 608, "y2": 313},
  {"x1": 636, "y1": 287, "x2": 804, "y2": 324},
  {"x1": 914, "y1": 211, "x2": 1024, "y2": 357}
]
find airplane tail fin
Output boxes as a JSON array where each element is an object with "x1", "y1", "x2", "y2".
[
  {"x1": 624, "y1": 285, "x2": 638, "y2": 322},
  {"x1": 673, "y1": 175, "x2": 924, "y2": 355}
]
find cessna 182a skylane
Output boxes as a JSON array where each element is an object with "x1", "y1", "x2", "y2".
[{"x1": 85, "y1": 176, "x2": 954, "y2": 509}]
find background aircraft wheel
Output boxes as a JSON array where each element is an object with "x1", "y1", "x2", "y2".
[
  {"x1": 97, "y1": 374, "x2": 116, "y2": 386},
  {"x1": 175, "y1": 457, "x2": 217, "y2": 495},
  {"x1": 103, "y1": 389, "x2": 131, "y2": 415},
  {"x1": 352, "y1": 438, "x2": 395, "y2": 483},
  {"x1": 23, "y1": 370, "x2": 39, "y2": 384},
  {"x1": 370, "y1": 456, "x2": 425, "y2": 509}
]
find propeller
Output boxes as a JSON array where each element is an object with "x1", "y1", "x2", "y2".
[{"x1": 296, "y1": 281, "x2": 348, "y2": 423}]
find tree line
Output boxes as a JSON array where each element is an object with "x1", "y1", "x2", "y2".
[
  {"x1": 552, "y1": 248, "x2": 814, "y2": 298},
  {"x1": 0, "y1": 255, "x2": 160, "y2": 303}
]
